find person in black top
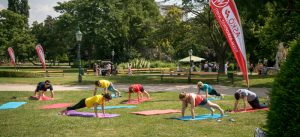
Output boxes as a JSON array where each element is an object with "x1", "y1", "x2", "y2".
[{"x1": 33, "y1": 80, "x2": 54, "y2": 98}]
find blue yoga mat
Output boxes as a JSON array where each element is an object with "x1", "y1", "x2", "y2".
[
  {"x1": 207, "y1": 97, "x2": 220, "y2": 101},
  {"x1": 0, "y1": 102, "x2": 27, "y2": 110},
  {"x1": 176, "y1": 114, "x2": 227, "y2": 121},
  {"x1": 92, "y1": 106, "x2": 137, "y2": 110}
]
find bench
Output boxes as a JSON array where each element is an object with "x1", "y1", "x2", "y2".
[
  {"x1": 161, "y1": 71, "x2": 219, "y2": 82},
  {"x1": 45, "y1": 70, "x2": 64, "y2": 77}
]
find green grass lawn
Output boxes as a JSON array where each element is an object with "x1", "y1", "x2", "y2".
[
  {"x1": 0, "y1": 91, "x2": 268, "y2": 137},
  {"x1": 0, "y1": 73, "x2": 274, "y2": 88}
]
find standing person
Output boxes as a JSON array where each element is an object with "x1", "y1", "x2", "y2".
[
  {"x1": 107, "y1": 63, "x2": 112, "y2": 76},
  {"x1": 197, "y1": 81, "x2": 223, "y2": 99},
  {"x1": 33, "y1": 80, "x2": 54, "y2": 98},
  {"x1": 179, "y1": 92, "x2": 224, "y2": 119},
  {"x1": 233, "y1": 89, "x2": 268, "y2": 111},
  {"x1": 204, "y1": 61, "x2": 209, "y2": 72},
  {"x1": 94, "y1": 80, "x2": 121, "y2": 97},
  {"x1": 249, "y1": 63, "x2": 254, "y2": 75},
  {"x1": 128, "y1": 84, "x2": 150, "y2": 102},
  {"x1": 224, "y1": 61, "x2": 228, "y2": 74},
  {"x1": 128, "y1": 63, "x2": 132, "y2": 75},
  {"x1": 60, "y1": 93, "x2": 112, "y2": 117}
]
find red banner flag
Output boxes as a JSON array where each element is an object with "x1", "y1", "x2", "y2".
[
  {"x1": 35, "y1": 44, "x2": 46, "y2": 70},
  {"x1": 210, "y1": 0, "x2": 249, "y2": 86},
  {"x1": 7, "y1": 47, "x2": 16, "y2": 66}
]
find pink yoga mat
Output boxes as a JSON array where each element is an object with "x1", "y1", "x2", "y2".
[
  {"x1": 30, "y1": 95, "x2": 53, "y2": 101},
  {"x1": 124, "y1": 98, "x2": 151, "y2": 104},
  {"x1": 131, "y1": 109, "x2": 181, "y2": 116},
  {"x1": 41, "y1": 103, "x2": 72, "y2": 109},
  {"x1": 230, "y1": 107, "x2": 269, "y2": 113},
  {"x1": 65, "y1": 110, "x2": 120, "y2": 118}
]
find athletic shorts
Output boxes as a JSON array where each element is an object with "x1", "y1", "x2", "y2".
[{"x1": 199, "y1": 98, "x2": 208, "y2": 106}]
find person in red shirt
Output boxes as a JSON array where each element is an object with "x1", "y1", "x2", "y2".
[
  {"x1": 128, "y1": 84, "x2": 150, "y2": 102},
  {"x1": 179, "y1": 92, "x2": 224, "y2": 119}
]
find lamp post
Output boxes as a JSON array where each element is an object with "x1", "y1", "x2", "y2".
[
  {"x1": 111, "y1": 49, "x2": 115, "y2": 74},
  {"x1": 75, "y1": 27, "x2": 82, "y2": 82},
  {"x1": 188, "y1": 49, "x2": 193, "y2": 83}
]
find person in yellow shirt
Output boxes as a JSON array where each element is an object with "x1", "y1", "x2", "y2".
[
  {"x1": 60, "y1": 93, "x2": 112, "y2": 117},
  {"x1": 94, "y1": 80, "x2": 121, "y2": 97}
]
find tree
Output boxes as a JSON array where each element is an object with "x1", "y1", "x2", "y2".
[
  {"x1": 0, "y1": 10, "x2": 35, "y2": 63},
  {"x1": 267, "y1": 35, "x2": 300, "y2": 137}
]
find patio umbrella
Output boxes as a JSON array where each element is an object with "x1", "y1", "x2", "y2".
[{"x1": 179, "y1": 55, "x2": 205, "y2": 63}]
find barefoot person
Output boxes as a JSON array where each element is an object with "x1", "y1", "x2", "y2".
[
  {"x1": 233, "y1": 89, "x2": 268, "y2": 112},
  {"x1": 33, "y1": 80, "x2": 54, "y2": 98},
  {"x1": 179, "y1": 92, "x2": 224, "y2": 119},
  {"x1": 60, "y1": 93, "x2": 112, "y2": 117},
  {"x1": 94, "y1": 80, "x2": 121, "y2": 97},
  {"x1": 128, "y1": 84, "x2": 150, "y2": 102}
]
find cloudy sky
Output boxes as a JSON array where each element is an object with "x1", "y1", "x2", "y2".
[{"x1": 0, "y1": 0, "x2": 69, "y2": 25}]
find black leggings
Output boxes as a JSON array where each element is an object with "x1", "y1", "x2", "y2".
[
  {"x1": 208, "y1": 89, "x2": 221, "y2": 96},
  {"x1": 248, "y1": 97, "x2": 267, "y2": 109},
  {"x1": 67, "y1": 98, "x2": 86, "y2": 110}
]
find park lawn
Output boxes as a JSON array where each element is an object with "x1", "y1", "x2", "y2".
[
  {"x1": 0, "y1": 74, "x2": 274, "y2": 88},
  {"x1": 0, "y1": 91, "x2": 267, "y2": 137}
]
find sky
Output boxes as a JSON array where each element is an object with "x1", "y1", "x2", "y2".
[{"x1": 0, "y1": 0, "x2": 183, "y2": 26}]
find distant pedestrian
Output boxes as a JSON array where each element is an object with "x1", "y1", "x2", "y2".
[{"x1": 128, "y1": 63, "x2": 132, "y2": 75}]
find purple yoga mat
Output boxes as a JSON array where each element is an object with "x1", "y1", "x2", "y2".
[{"x1": 65, "y1": 110, "x2": 120, "y2": 118}]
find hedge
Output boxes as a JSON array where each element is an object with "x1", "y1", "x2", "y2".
[
  {"x1": 267, "y1": 37, "x2": 300, "y2": 136},
  {"x1": 0, "y1": 71, "x2": 44, "y2": 78}
]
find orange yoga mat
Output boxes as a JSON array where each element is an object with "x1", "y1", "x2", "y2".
[
  {"x1": 131, "y1": 109, "x2": 181, "y2": 116},
  {"x1": 124, "y1": 98, "x2": 151, "y2": 104}
]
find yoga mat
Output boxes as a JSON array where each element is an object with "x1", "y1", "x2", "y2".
[
  {"x1": 207, "y1": 97, "x2": 220, "y2": 101},
  {"x1": 230, "y1": 107, "x2": 269, "y2": 113},
  {"x1": 29, "y1": 95, "x2": 53, "y2": 101},
  {"x1": 92, "y1": 105, "x2": 137, "y2": 110},
  {"x1": 131, "y1": 109, "x2": 181, "y2": 116},
  {"x1": 65, "y1": 110, "x2": 120, "y2": 118},
  {"x1": 124, "y1": 98, "x2": 151, "y2": 104},
  {"x1": 176, "y1": 114, "x2": 226, "y2": 121},
  {"x1": 0, "y1": 102, "x2": 27, "y2": 110},
  {"x1": 41, "y1": 103, "x2": 72, "y2": 109}
]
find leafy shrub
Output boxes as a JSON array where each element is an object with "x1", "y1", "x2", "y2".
[
  {"x1": 267, "y1": 37, "x2": 300, "y2": 137},
  {"x1": 0, "y1": 70, "x2": 44, "y2": 77}
]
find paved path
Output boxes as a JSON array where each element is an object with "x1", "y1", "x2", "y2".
[{"x1": 0, "y1": 84, "x2": 270, "y2": 97}]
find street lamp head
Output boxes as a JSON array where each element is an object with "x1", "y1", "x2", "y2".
[
  {"x1": 75, "y1": 28, "x2": 82, "y2": 42},
  {"x1": 188, "y1": 49, "x2": 193, "y2": 56},
  {"x1": 111, "y1": 49, "x2": 115, "y2": 56}
]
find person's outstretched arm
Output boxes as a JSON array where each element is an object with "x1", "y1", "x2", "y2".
[
  {"x1": 206, "y1": 89, "x2": 209, "y2": 98},
  {"x1": 181, "y1": 102, "x2": 187, "y2": 117},
  {"x1": 233, "y1": 100, "x2": 239, "y2": 111},
  {"x1": 243, "y1": 97, "x2": 247, "y2": 111},
  {"x1": 50, "y1": 90, "x2": 54, "y2": 98},
  {"x1": 104, "y1": 88, "x2": 108, "y2": 94},
  {"x1": 190, "y1": 97, "x2": 196, "y2": 119},
  {"x1": 93, "y1": 88, "x2": 97, "y2": 96},
  {"x1": 93, "y1": 103, "x2": 99, "y2": 117}
]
